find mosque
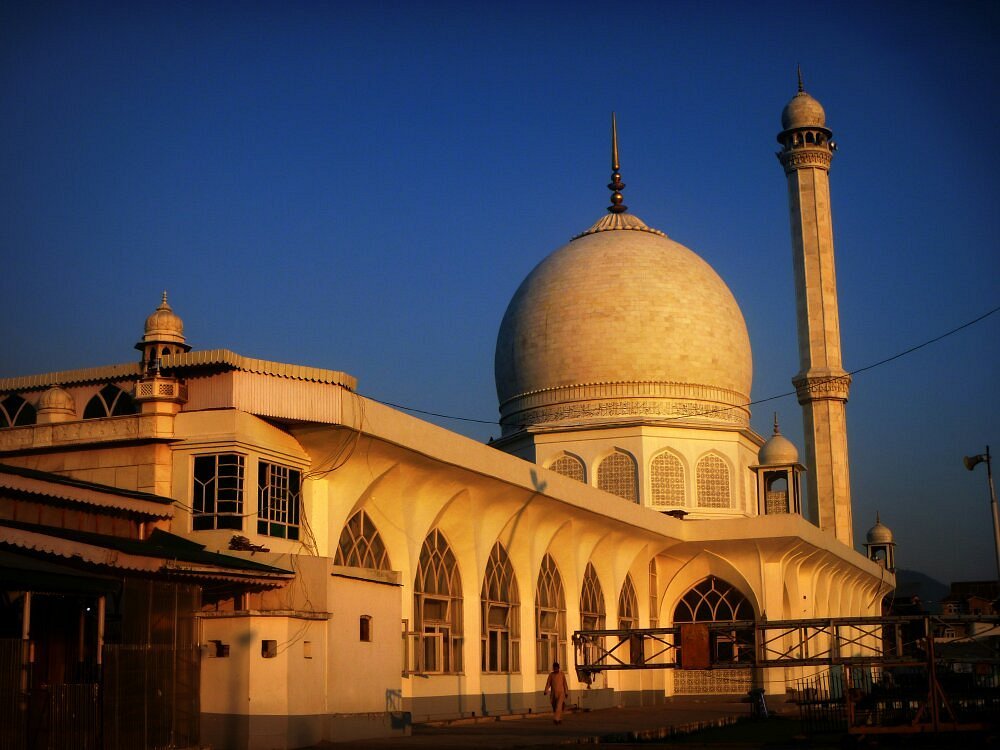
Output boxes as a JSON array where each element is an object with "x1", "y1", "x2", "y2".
[{"x1": 0, "y1": 81, "x2": 895, "y2": 749}]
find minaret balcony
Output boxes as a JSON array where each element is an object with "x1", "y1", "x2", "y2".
[{"x1": 134, "y1": 376, "x2": 188, "y2": 404}]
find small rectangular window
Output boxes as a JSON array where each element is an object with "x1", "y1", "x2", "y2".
[
  {"x1": 360, "y1": 615, "x2": 372, "y2": 642},
  {"x1": 303, "y1": 641, "x2": 312, "y2": 659},
  {"x1": 206, "y1": 640, "x2": 230, "y2": 658},
  {"x1": 261, "y1": 639, "x2": 277, "y2": 658}
]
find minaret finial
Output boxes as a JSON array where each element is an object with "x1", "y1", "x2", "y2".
[
  {"x1": 607, "y1": 112, "x2": 627, "y2": 214},
  {"x1": 773, "y1": 412, "x2": 780, "y2": 434},
  {"x1": 160, "y1": 290, "x2": 170, "y2": 308},
  {"x1": 797, "y1": 65, "x2": 804, "y2": 93}
]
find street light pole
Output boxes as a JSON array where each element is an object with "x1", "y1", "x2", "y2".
[{"x1": 964, "y1": 446, "x2": 1000, "y2": 581}]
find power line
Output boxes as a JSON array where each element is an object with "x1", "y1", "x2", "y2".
[{"x1": 362, "y1": 303, "x2": 1000, "y2": 429}]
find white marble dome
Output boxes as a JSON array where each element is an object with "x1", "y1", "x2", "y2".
[
  {"x1": 758, "y1": 423, "x2": 799, "y2": 465},
  {"x1": 495, "y1": 214, "x2": 752, "y2": 433}
]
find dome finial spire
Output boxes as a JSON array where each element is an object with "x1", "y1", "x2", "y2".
[
  {"x1": 773, "y1": 412, "x2": 781, "y2": 434},
  {"x1": 607, "y1": 112, "x2": 627, "y2": 214},
  {"x1": 796, "y1": 65, "x2": 804, "y2": 93}
]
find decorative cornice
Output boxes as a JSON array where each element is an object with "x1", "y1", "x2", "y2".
[
  {"x1": 499, "y1": 379, "x2": 751, "y2": 430},
  {"x1": 779, "y1": 147, "x2": 832, "y2": 173},
  {"x1": 501, "y1": 397, "x2": 750, "y2": 430},
  {"x1": 793, "y1": 372, "x2": 852, "y2": 403}
]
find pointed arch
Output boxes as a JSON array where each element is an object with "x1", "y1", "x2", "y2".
[
  {"x1": 333, "y1": 509, "x2": 391, "y2": 570},
  {"x1": 481, "y1": 541, "x2": 520, "y2": 673},
  {"x1": 596, "y1": 449, "x2": 638, "y2": 503},
  {"x1": 83, "y1": 384, "x2": 137, "y2": 419},
  {"x1": 650, "y1": 449, "x2": 685, "y2": 507},
  {"x1": 672, "y1": 576, "x2": 754, "y2": 694},
  {"x1": 580, "y1": 563, "x2": 605, "y2": 631},
  {"x1": 0, "y1": 394, "x2": 36, "y2": 428},
  {"x1": 547, "y1": 453, "x2": 586, "y2": 483},
  {"x1": 618, "y1": 574, "x2": 638, "y2": 630},
  {"x1": 648, "y1": 559, "x2": 660, "y2": 628},
  {"x1": 535, "y1": 553, "x2": 566, "y2": 672},
  {"x1": 413, "y1": 528, "x2": 462, "y2": 673},
  {"x1": 696, "y1": 453, "x2": 731, "y2": 508}
]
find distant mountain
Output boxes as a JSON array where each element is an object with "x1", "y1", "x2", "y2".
[{"x1": 892, "y1": 568, "x2": 949, "y2": 612}]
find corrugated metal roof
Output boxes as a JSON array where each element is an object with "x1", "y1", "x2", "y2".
[
  {"x1": 0, "y1": 349, "x2": 356, "y2": 392},
  {"x1": 0, "y1": 463, "x2": 174, "y2": 518},
  {"x1": 0, "y1": 521, "x2": 292, "y2": 581}
]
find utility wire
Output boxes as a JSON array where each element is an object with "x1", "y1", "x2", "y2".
[{"x1": 363, "y1": 303, "x2": 1000, "y2": 428}]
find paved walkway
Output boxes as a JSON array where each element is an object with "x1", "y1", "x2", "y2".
[{"x1": 316, "y1": 696, "x2": 787, "y2": 749}]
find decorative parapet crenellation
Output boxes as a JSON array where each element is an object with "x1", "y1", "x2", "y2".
[{"x1": 0, "y1": 414, "x2": 175, "y2": 452}]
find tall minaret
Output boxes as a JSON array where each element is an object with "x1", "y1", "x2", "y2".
[{"x1": 777, "y1": 72, "x2": 853, "y2": 547}]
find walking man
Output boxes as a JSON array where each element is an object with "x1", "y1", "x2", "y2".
[{"x1": 543, "y1": 661, "x2": 569, "y2": 723}]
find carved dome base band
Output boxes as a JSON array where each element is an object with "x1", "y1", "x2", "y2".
[{"x1": 499, "y1": 381, "x2": 750, "y2": 431}]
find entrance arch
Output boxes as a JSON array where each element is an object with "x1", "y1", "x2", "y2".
[{"x1": 672, "y1": 577, "x2": 754, "y2": 695}]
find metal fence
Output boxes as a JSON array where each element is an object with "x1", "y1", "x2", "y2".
[
  {"x1": 796, "y1": 662, "x2": 1000, "y2": 736},
  {"x1": 103, "y1": 644, "x2": 200, "y2": 750},
  {"x1": 0, "y1": 639, "x2": 199, "y2": 750}
]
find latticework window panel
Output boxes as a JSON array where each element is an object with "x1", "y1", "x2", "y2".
[
  {"x1": 596, "y1": 451, "x2": 638, "y2": 503},
  {"x1": 549, "y1": 454, "x2": 585, "y2": 483},
  {"x1": 696, "y1": 454, "x2": 731, "y2": 508},
  {"x1": 334, "y1": 509, "x2": 391, "y2": 570},
  {"x1": 650, "y1": 452, "x2": 685, "y2": 507}
]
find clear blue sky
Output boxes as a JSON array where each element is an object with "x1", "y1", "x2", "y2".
[{"x1": 2, "y1": 1, "x2": 998, "y2": 591}]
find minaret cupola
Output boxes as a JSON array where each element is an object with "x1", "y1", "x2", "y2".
[{"x1": 135, "y1": 291, "x2": 191, "y2": 372}]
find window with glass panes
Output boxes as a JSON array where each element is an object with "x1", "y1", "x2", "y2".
[
  {"x1": 192, "y1": 454, "x2": 245, "y2": 530},
  {"x1": 257, "y1": 462, "x2": 301, "y2": 539}
]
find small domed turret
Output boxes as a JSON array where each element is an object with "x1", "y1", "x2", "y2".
[
  {"x1": 135, "y1": 292, "x2": 191, "y2": 366},
  {"x1": 36, "y1": 385, "x2": 76, "y2": 423},
  {"x1": 758, "y1": 416, "x2": 799, "y2": 465},
  {"x1": 866, "y1": 514, "x2": 894, "y2": 545}
]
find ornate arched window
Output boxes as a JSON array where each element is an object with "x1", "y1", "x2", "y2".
[
  {"x1": 0, "y1": 394, "x2": 36, "y2": 428},
  {"x1": 650, "y1": 451, "x2": 685, "y2": 507},
  {"x1": 535, "y1": 554, "x2": 566, "y2": 672},
  {"x1": 83, "y1": 384, "x2": 137, "y2": 419},
  {"x1": 596, "y1": 450, "x2": 638, "y2": 503},
  {"x1": 549, "y1": 454, "x2": 585, "y2": 483},
  {"x1": 333, "y1": 510, "x2": 391, "y2": 570},
  {"x1": 481, "y1": 541, "x2": 519, "y2": 673},
  {"x1": 580, "y1": 563, "x2": 605, "y2": 632},
  {"x1": 413, "y1": 529, "x2": 462, "y2": 674},
  {"x1": 648, "y1": 559, "x2": 659, "y2": 628},
  {"x1": 618, "y1": 575, "x2": 637, "y2": 630},
  {"x1": 672, "y1": 577, "x2": 754, "y2": 694},
  {"x1": 696, "y1": 454, "x2": 731, "y2": 508}
]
